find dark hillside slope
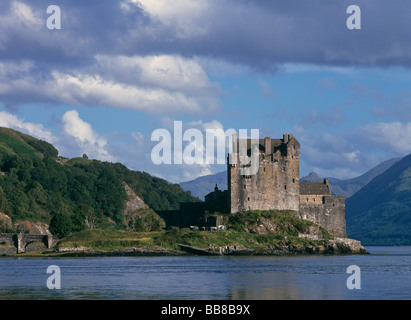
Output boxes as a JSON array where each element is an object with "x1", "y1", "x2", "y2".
[
  {"x1": 346, "y1": 153, "x2": 411, "y2": 245},
  {"x1": 0, "y1": 127, "x2": 198, "y2": 231}
]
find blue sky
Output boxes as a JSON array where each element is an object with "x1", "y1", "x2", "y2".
[{"x1": 1, "y1": 0, "x2": 411, "y2": 183}]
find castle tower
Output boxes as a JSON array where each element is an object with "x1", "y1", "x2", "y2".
[{"x1": 228, "y1": 134, "x2": 300, "y2": 213}]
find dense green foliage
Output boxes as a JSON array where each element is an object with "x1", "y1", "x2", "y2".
[
  {"x1": 0, "y1": 127, "x2": 198, "y2": 236},
  {"x1": 127, "y1": 208, "x2": 166, "y2": 232},
  {"x1": 49, "y1": 212, "x2": 73, "y2": 238}
]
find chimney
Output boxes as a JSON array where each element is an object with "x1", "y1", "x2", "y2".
[
  {"x1": 264, "y1": 137, "x2": 271, "y2": 155},
  {"x1": 324, "y1": 178, "x2": 329, "y2": 186},
  {"x1": 283, "y1": 134, "x2": 289, "y2": 143}
]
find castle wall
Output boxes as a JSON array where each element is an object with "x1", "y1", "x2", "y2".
[
  {"x1": 228, "y1": 133, "x2": 347, "y2": 238},
  {"x1": 298, "y1": 195, "x2": 346, "y2": 237},
  {"x1": 229, "y1": 135, "x2": 300, "y2": 213}
]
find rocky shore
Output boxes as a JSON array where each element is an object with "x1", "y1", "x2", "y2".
[
  {"x1": 229, "y1": 238, "x2": 367, "y2": 256},
  {"x1": 10, "y1": 236, "x2": 366, "y2": 257}
]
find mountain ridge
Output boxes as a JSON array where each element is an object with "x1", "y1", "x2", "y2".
[
  {"x1": 346, "y1": 153, "x2": 411, "y2": 245},
  {"x1": 180, "y1": 157, "x2": 401, "y2": 200}
]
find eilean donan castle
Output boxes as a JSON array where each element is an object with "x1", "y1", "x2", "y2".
[{"x1": 228, "y1": 134, "x2": 346, "y2": 237}]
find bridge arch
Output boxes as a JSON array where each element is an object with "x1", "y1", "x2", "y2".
[{"x1": 0, "y1": 233, "x2": 57, "y2": 253}]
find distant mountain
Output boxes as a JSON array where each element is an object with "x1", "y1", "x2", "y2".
[
  {"x1": 346, "y1": 153, "x2": 411, "y2": 245},
  {"x1": 300, "y1": 157, "x2": 401, "y2": 198},
  {"x1": 328, "y1": 157, "x2": 402, "y2": 198},
  {"x1": 179, "y1": 171, "x2": 227, "y2": 200},
  {"x1": 300, "y1": 172, "x2": 324, "y2": 183},
  {"x1": 181, "y1": 157, "x2": 401, "y2": 201}
]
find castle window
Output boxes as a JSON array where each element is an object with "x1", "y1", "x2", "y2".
[
  {"x1": 244, "y1": 185, "x2": 246, "y2": 189},
  {"x1": 248, "y1": 197, "x2": 250, "y2": 201},
  {"x1": 306, "y1": 198, "x2": 309, "y2": 202},
  {"x1": 263, "y1": 167, "x2": 266, "y2": 172},
  {"x1": 292, "y1": 178, "x2": 295, "y2": 183},
  {"x1": 313, "y1": 198, "x2": 315, "y2": 202},
  {"x1": 284, "y1": 185, "x2": 287, "y2": 190}
]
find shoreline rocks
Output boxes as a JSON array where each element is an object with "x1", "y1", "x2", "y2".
[{"x1": 25, "y1": 237, "x2": 367, "y2": 257}]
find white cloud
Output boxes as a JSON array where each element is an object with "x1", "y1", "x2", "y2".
[
  {"x1": 0, "y1": 54, "x2": 221, "y2": 116},
  {"x1": 354, "y1": 122, "x2": 411, "y2": 155},
  {"x1": 94, "y1": 55, "x2": 217, "y2": 93},
  {"x1": 61, "y1": 110, "x2": 113, "y2": 161},
  {"x1": 1, "y1": 1, "x2": 42, "y2": 29},
  {"x1": 0, "y1": 111, "x2": 56, "y2": 143}
]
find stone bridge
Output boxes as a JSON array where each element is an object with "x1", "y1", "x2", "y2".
[{"x1": 0, "y1": 233, "x2": 58, "y2": 253}]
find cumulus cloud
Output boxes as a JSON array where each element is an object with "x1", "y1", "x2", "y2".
[
  {"x1": 1, "y1": 0, "x2": 411, "y2": 115},
  {"x1": 61, "y1": 110, "x2": 113, "y2": 161},
  {"x1": 0, "y1": 111, "x2": 56, "y2": 143},
  {"x1": 0, "y1": 54, "x2": 221, "y2": 115}
]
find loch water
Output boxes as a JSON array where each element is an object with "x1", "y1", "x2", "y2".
[{"x1": 0, "y1": 246, "x2": 411, "y2": 300}]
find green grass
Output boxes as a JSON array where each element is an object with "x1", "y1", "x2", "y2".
[
  {"x1": 56, "y1": 228, "x2": 319, "y2": 253},
  {"x1": 64, "y1": 157, "x2": 93, "y2": 166},
  {"x1": 58, "y1": 229, "x2": 158, "y2": 250},
  {"x1": 0, "y1": 129, "x2": 41, "y2": 157}
]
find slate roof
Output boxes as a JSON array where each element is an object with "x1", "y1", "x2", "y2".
[{"x1": 299, "y1": 181, "x2": 331, "y2": 195}]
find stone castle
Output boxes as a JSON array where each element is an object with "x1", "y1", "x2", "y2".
[
  {"x1": 228, "y1": 134, "x2": 346, "y2": 237},
  {"x1": 159, "y1": 133, "x2": 346, "y2": 238}
]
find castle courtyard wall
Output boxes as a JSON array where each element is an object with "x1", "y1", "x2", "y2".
[{"x1": 298, "y1": 195, "x2": 346, "y2": 238}]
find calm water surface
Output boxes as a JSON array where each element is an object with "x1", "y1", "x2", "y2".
[{"x1": 1, "y1": 246, "x2": 411, "y2": 300}]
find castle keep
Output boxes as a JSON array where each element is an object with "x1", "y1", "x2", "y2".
[
  {"x1": 228, "y1": 134, "x2": 346, "y2": 237},
  {"x1": 229, "y1": 134, "x2": 300, "y2": 213}
]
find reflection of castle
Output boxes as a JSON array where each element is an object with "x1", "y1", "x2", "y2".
[
  {"x1": 159, "y1": 133, "x2": 346, "y2": 237},
  {"x1": 227, "y1": 134, "x2": 346, "y2": 237}
]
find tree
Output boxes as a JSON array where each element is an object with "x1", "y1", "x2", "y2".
[
  {"x1": 49, "y1": 212, "x2": 72, "y2": 238},
  {"x1": 130, "y1": 208, "x2": 166, "y2": 232},
  {"x1": 71, "y1": 204, "x2": 97, "y2": 232}
]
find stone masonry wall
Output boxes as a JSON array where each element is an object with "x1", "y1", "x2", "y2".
[
  {"x1": 298, "y1": 195, "x2": 346, "y2": 237},
  {"x1": 229, "y1": 135, "x2": 300, "y2": 213}
]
